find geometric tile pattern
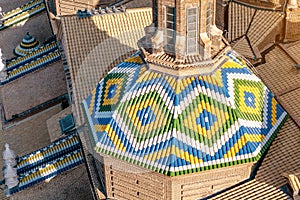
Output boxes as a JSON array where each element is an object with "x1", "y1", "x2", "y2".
[
  {"x1": 7, "y1": 133, "x2": 84, "y2": 196},
  {"x1": 0, "y1": 0, "x2": 46, "y2": 31},
  {"x1": 82, "y1": 51, "x2": 288, "y2": 176}
]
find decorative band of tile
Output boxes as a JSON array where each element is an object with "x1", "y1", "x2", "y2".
[
  {"x1": 1, "y1": 0, "x2": 44, "y2": 20},
  {"x1": 17, "y1": 134, "x2": 80, "y2": 173},
  {"x1": 6, "y1": 133, "x2": 84, "y2": 196},
  {"x1": 9, "y1": 149, "x2": 84, "y2": 195},
  {"x1": 7, "y1": 41, "x2": 58, "y2": 71},
  {"x1": 1, "y1": 50, "x2": 61, "y2": 85},
  {"x1": 0, "y1": 3, "x2": 46, "y2": 31}
]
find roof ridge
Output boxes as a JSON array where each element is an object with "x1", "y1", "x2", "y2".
[
  {"x1": 230, "y1": 0, "x2": 283, "y2": 11},
  {"x1": 6, "y1": 41, "x2": 58, "y2": 71},
  {"x1": 17, "y1": 134, "x2": 81, "y2": 172},
  {"x1": 0, "y1": 2, "x2": 46, "y2": 31},
  {"x1": 6, "y1": 134, "x2": 84, "y2": 196},
  {"x1": 1, "y1": 0, "x2": 44, "y2": 20},
  {"x1": 1, "y1": 49, "x2": 61, "y2": 85}
]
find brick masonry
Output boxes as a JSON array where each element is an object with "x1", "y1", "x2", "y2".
[
  {"x1": 285, "y1": 8, "x2": 300, "y2": 40},
  {"x1": 98, "y1": 153, "x2": 253, "y2": 200}
]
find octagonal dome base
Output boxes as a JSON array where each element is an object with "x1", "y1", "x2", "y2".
[{"x1": 83, "y1": 50, "x2": 288, "y2": 176}]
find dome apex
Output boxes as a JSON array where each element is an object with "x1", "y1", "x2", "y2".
[{"x1": 14, "y1": 32, "x2": 40, "y2": 57}]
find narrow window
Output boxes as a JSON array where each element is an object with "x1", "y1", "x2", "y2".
[
  {"x1": 153, "y1": 0, "x2": 158, "y2": 26},
  {"x1": 186, "y1": 8, "x2": 198, "y2": 54},
  {"x1": 165, "y1": 6, "x2": 176, "y2": 53},
  {"x1": 206, "y1": 2, "x2": 212, "y2": 38}
]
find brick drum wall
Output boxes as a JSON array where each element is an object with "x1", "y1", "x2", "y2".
[
  {"x1": 100, "y1": 154, "x2": 253, "y2": 200},
  {"x1": 0, "y1": 61, "x2": 67, "y2": 120},
  {"x1": 170, "y1": 163, "x2": 253, "y2": 200},
  {"x1": 102, "y1": 155, "x2": 170, "y2": 200}
]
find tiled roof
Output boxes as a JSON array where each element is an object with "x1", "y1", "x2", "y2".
[
  {"x1": 228, "y1": 1, "x2": 283, "y2": 54},
  {"x1": 232, "y1": 36, "x2": 255, "y2": 59},
  {"x1": 255, "y1": 118, "x2": 300, "y2": 188},
  {"x1": 208, "y1": 118, "x2": 299, "y2": 199},
  {"x1": 228, "y1": 2, "x2": 255, "y2": 42},
  {"x1": 0, "y1": 0, "x2": 46, "y2": 31},
  {"x1": 279, "y1": 88, "x2": 300, "y2": 126},
  {"x1": 256, "y1": 46, "x2": 300, "y2": 96},
  {"x1": 204, "y1": 33, "x2": 300, "y2": 200},
  {"x1": 285, "y1": 40, "x2": 300, "y2": 61},
  {"x1": 247, "y1": 10, "x2": 283, "y2": 47},
  {"x1": 60, "y1": 8, "x2": 152, "y2": 125},
  {"x1": 1, "y1": 40, "x2": 61, "y2": 85},
  {"x1": 264, "y1": 43, "x2": 300, "y2": 127},
  {"x1": 82, "y1": 51, "x2": 287, "y2": 176},
  {"x1": 206, "y1": 180, "x2": 290, "y2": 200},
  {"x1": 6, "y1": 133, "x2": 84, "y2": 196}
]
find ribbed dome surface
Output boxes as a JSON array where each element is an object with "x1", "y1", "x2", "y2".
[
  {"x1": 14, "y1": 32, "x2": 40, "y2": 56},
  {"x1": 83, "y1": 51, "x2": 287, "y2": 176}
]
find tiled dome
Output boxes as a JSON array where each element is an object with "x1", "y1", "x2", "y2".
[
  {"x1": 14, "y1": 32, "x2": 40, "y2": 56},
  {"x1": 82, "y1": 51, "x2": 287, "y2": 176}
]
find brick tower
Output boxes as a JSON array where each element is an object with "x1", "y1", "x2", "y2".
[{"x1": 139, "y1": 0, "x2": 224, "y2": 63}]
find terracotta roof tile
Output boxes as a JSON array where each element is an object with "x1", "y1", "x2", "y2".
[
  {"x1": 286, "y1": 41, "x2": 300, "y2": 61},
  {"x1": 228, "y1": 2, "x2": 255, "y2": 42},
  {"x1": 227, "y1": 2, "x2": 283, "y2": 60},
  {"x1": 247, "y1": 10, "x2": 283, "y2": 47},
  {"x1": 232, "y1": 36, "x2": 255, "y2": 59},
  {"x1": 256, "y1": 46, "x2": 300, "y2": 95},
  {"x1": 255, "y1": 118, "x2": 300, "y2": 188},
  {"x1": 278, "y1": 88, "x2": 300, "y2": 126},
  {"x1": 208, "y1": 180, "x2": 290, "y2": 199}
]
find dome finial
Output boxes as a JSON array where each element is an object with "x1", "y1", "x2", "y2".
[{"x1": 14, "y1": 32, "x2": 40, "y2": 56}]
